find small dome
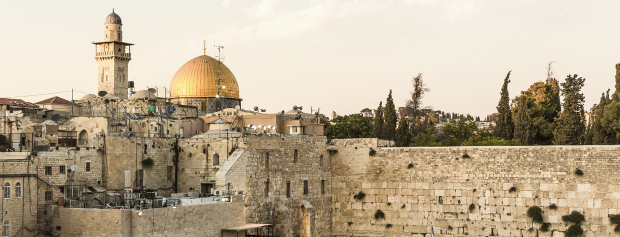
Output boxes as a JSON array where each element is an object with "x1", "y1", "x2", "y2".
[
  {"x1": 131, "y1": 90, "x2": 156, "y2": 100},
  {"x1": 105, "y1": 10, "x2": 122, "y2": 25},
  {"x1": 81, "y1": 94, "x2": 97, "y2": 101}
]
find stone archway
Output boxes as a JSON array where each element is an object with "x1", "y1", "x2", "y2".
[{"x1": 78, "y1": 130, "x2": 88, "y2": 147}]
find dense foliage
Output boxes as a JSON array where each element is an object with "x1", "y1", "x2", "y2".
[
  {"x1": 494, "y1": 71, "x2": 514, "y2": 140},
  {"x1": 326, "y1": 114, "x2": 374, "y2": 139}
]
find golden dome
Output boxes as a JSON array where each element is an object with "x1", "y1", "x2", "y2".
[{"x1": 169, "y1": 55, "x2": 240, "y2": 99}]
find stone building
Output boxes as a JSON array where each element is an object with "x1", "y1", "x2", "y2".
[{"x1": 93, "y1": 10, "x2": 133, "y2": 99}]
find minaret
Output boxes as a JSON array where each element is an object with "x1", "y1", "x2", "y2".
[{"x1": 93, "y1": 9, "x2": 133, "y2": 99}]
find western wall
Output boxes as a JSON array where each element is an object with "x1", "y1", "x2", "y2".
[{"x1": 330, "y1": 138, "x2": 620, "y2": 237}]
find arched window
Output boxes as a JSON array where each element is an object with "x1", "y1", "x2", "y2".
[
  {"x1": 78, "y1": 130, "x2": 88, "y2": 147},
  {"x1": 2, "y1": 220, "x2": 8, "y2": 237},
  {"x1": 293, "y1": 149, "x2": 298, "y2": 163},
  {"x1": 265, "y1": 152, "x2": 269, "y2": 168},
  {"x1": 213, "y1": 153, "x2": 220, "y2": 166},
  {"x1": 3, "y1": 183, "x2": 9, "y2": 199},
  {"x1": 15, "y1": 183, "x2": 21, "y2": 198}
]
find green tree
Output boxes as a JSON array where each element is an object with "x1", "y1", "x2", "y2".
[
  {"x1": 325, "y1": 114, "x2": 374, "y2": 139},
  {"x1": 592, "y1": 91, "x2": 615, "y2": 144},
  {"x1": 374, "y1": 101, "x2": 384, "y2": 139},
  {"x1": 513, "y1": 81, "x2": 560, "y2": 145},
  {"x1": 553, "y1": 74, "x2": 586, "y2": 145},
  {"x1": 494, "y1": 71, "x2": 514, "y2": 140},
  {"x1": 395, "y1": 116, "x2": 412, "y2": 147},
  {"x1": 601, "y1": 64, "x2": 620, "y2": 142},
  {"x1": 412, "y1": 124, "x2": 439, "y2": 146},
  {"x1": 384, "y1": 90, "x2": 398, "y2": 140},
  {"x1": 513, "y1": 96, "x2": 533, "y2": 145}
]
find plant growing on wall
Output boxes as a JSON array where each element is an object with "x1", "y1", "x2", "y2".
[
  {"x1": 401, "y1": 204, "x2": 406, "y2": 209},
  {"x1": 353, "y1": 191, "x2": 366, "y2": 201},
  {"x1": 407, "y1": 163, "x2": 414, "y2": 169},
  {"x1": 549, "y1": 203, "x2": 558, "y2": 210},
  {"x1": 142, "y1": 158, "x2": 154, "y2": 168},
  {"x1": 386, "y1": 224, "x2": 392, "y2": 229},
  {"x1": 0, "y1": 146, "x2": 5, "y2": 152},
  {"x1": 462, "y1": 153, "x2": 471, "y2": 158},
  {"x1": 574, "y1": 168, "x2": 584, "y2": 176},
  {"x1": 509, "y1": 187, "x2": 517, "y2": 193},
  {"x1": 527, "y1": 206, "x2": 544, "y2": 224},
  {"x1": 562, "y1": 211, "x2": 585, "y2": 237},
  {"x1": 347, "y1": 222, "x2": 353, "y2": 226},
  {"x1": 469, "y1": 203, "x2": 476, "y2": 212},
  {"x1": 540, "y1": 222, "x2": 550, "y2": 232},
  {"x1": 374, "y1": 210, "x2": 385, "y2": 220},
  {"x1": 609, "y1": 214, "x2": 620, "y2": 232},
  {"x1": 369, "y1": 148, "x2": 376, "y2": 156}
]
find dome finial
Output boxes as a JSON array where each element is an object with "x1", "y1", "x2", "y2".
[
  {"x1": 113, "y1": 8, "x2": 115, "y2": 13},
  {"x1": 203, "y1": 40, "x2": 206, "y2": 55}
]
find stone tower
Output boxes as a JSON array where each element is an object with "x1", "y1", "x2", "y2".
[{"x1": 93, "y1": 9, "x2": 133, "y2": 98}]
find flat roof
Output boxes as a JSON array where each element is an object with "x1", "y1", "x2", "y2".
[{"x1": 221, "y1": 224, "x2": 272, "y2": 231}]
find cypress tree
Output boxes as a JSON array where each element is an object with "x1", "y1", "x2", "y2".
[
  {"x1": 494, "y1": 71, "x2": 514, "y2": 140},
  {"x1": 374, "y1": 101, "x2": 384, "y2": 139},
  {"x1": 593, "y1": 90, "x2": 615, "y2": 144},
  {"x1": 513, "y1": 96, "x2": 532, "y2": 145},
  {"x1": 553, "y1": 74, "x2": 586, "y2": 145},
  {"x1": 601, "y1": 64, "x2": 620, "y2": 141},
  {"x1": 395, "y1": 116, "x2": 412, "y2": 147},
  {"x1": 384, "y1": 90, "x2": 398, "y2": 140}
]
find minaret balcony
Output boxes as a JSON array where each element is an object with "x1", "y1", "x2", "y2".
[{"x1": 95, "y1": 51, "x2": 132, "y2": 59}]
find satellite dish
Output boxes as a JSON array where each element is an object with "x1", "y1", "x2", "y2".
[
  {"x1": 293, "y1": 105, "x2": 298, "y2": 110},
  {"x1": 254, "y1": 106, "x2": 259, "y2": 112},
  {"x1": 98, "y1": 91, "x2": 108, "y2": 97},
  {"x1": 70, "y1": 165, "x2": 78, "y2": 171},
  {"x1": 51, "y1": 114, "x2": 61, "y2": 122},
  {"x1": 299, "y1": 106, "x2": 303, "y2": 111},
  {"x1": 134, "y1": 205, "x2": 141, "y2": 212},
  {"x1": 234, "y1": 105, "x2": 240, "y2": 110},
  {"x1": 148, "y1": 88, "x2": 157, "y2": 94}
]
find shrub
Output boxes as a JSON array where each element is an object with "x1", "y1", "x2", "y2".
[
  {"x1": 141, "y1": 158, "x2": 154, "y2": 168},
  {"x1": 353, "y1": 191, "x2": 366, "y2": 201},
  {"x1": 527, "y1": 206, "x2": 544, "y2": 224},
  {"x1": 469, "y1": 203, "x2": 476, "y2": 212},
  {"x1": 540, "y1": 222, "x2": 550, "y2": 232},
  {"x1": 407, "y1": 163, "x2": 414, "y2": 169},
  {"x1": 374, "y1": 210, "x2": 385, "y2": 220},
  {"x1": 386, "y1": 224, "x2": 392, "y2": 229},
  {"x1": 387, "y1": 202, "x2": 391, "y2": 206},
  {"x1": 610, "y1": 214, "x2": 620, "y2": 232},
  {"x1": 562, "y1": 211, "x2": 585, "y2": 225},
  {"x1": 369, "y1": 148, "x2": 376, "y2": 156},
  {"x1": 509, "y1": 187, "x2": 517, "y2": 193},
  {"x1": 462, "y1": 153, "x2": 470, "y2": 158},
  {"x1": 574, "y1": 168, "x2": 584, "y2": 176},
  {"x1": 549, "y1": 203, "x2": 558, "y2": 210},
  {"x1": 565, "y1": 224, "x2": 583, "y2": 237}
]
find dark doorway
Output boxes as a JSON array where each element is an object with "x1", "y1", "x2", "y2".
[{"x1": 201, "y1": 183, "x2": 214, "y2": 195}]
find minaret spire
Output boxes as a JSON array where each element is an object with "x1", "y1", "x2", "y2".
[{"x1": 203, "y1": 40, "x2": 206, "y2": 55}]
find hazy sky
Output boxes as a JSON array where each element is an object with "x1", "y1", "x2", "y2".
[{"x1": 2, "y1": 0, "x2": 620, "y2": 118}]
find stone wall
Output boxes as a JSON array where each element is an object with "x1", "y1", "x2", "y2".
[
  {"x1": 242, "y1": 134, "x2": 332, "y2": 236},
  {"x1": 331, "y1": 139, "x2": 620, "y2": 237},
  {"x1": 52, "y1": 198, "x2": 244, "y2": 237},
  {"x1": 176, "y1": 137, "x2": 238, "y2": 193}
]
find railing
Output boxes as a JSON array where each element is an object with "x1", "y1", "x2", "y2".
[{"x1": 95, "y1": 51, "x2": 131, "y2": 58}]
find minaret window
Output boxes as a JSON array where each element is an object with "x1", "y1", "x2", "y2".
[{"x1": 106, "y1": 75, "x2": 108, "y2": 82}]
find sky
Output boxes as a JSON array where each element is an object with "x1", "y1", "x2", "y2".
[{"x1": 1, "y1": 0, "x2": 620, "y2": 118}]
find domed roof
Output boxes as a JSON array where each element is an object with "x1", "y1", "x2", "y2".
[
  {"x1": 81, "y1": 94, "x2": 97, "y2": 101},
  {"x1": 169, "y1": 55, "x2": 240, "y2": 99},
  {"x1": 131, "y1": 90, "x2": 156, "y2": 100},
  {"x1": 105, "y1": 9, "x2": 122, "y2": 25}
]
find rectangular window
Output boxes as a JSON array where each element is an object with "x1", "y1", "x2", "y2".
[
  {"x1": 45, "y1": 191, "x2": 52, "y2": 201},
  {"x1": 2, "y1": 225, "x2": 7, "y2": 237},
  {"x1": 59, "y1": 165, "x2": 66, "y2": 174},
  {"x1": 286, "y1": 182, "x2": 290, "y2": 198},
  {"x1": 3, "y1": 185, "x2": 9, "y2": 199},
  {"x1": 167, "y1": 166, "x2": 173, "y2": 181},
  {"x1": 59, "y1": 187, "x2": 64, "y2": 194},
  {"x1": 264, "y1": 182, "x2": 269, "y2": 197},
  {"x1": 303, "y1": 180, "x2": 308, "y2": 195},
  {"x1": 321, "y1": 180, "x2": 325, "y2": 194},
  {"x1": 45, "y1": 166, "x2": 52, "y2": 175},
  {"x1": 86, "y1": 162, "x2": 91, "y2": 172},
  {"x1": 137, "y1": 170, "x2": 144, "y2": 187}
]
